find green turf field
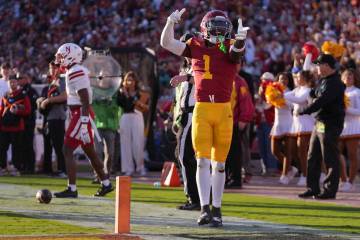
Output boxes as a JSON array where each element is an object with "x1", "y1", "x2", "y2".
[{"x1": 0, "y1": 175, "x2": 359, "y2": 237}]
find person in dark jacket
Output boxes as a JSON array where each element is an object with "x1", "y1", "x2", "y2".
[
  {"x1": 0, "y1": 76, "x2": 31, "y2": 175},
  {"x1": 298, "y1": 54, "x2": 345, "y2": 200},
  {"x1": 38, "y1": 62, "x2": 67, "y2": 176},
  {"x1": 18, "y1": 73, "x2": 38, "y2": 173}
]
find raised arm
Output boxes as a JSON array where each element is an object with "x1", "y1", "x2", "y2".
[
  {"x1": 160, "y1": 8, "x2": 187, "y2": 56},
  {"x1": 229, "y1": 18, "x2": 249, "y2": 63},
  {"x1": 284, "y1": 88, "x2": 310, "y2": 104}
]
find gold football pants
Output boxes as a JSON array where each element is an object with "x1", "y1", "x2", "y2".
[{"x1": 192, "y1": 102, "x2": 233, "y2": 162}]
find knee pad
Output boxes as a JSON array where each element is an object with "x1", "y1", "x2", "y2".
[
  {"x1": 197, "y1": 158, "x2": 210, "y2": 169},
  {"x1": 212, "y1": 161, "x2": 225, "y2": 173}
]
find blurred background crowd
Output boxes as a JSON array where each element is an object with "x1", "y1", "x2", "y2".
[{"x1": 0, "y1": 0, "x2": 358, "y2": 83}]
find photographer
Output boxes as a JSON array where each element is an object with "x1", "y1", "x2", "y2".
[
  {"x1": 38, "y1": 61, "x2": 67, "y2": 176},
  {"x1": 0, "y1": 75, "x2": 31, "y2": 175}
]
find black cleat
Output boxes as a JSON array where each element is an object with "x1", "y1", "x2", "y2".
[
  {"x1": 314, "y1": 191, "x2": 336, "y2": 200},
  {"x1": 197, "y1": 205, "x2": 212, "y2": 225},
  {"x1": 54, "y1": 187, "x2": 78, "y2": 198},
  {"x1": 177, "y1": 202, "x2": 201, "y2": 211},
  {"x1": 210, "y1": 206, "x2": 223, "y2": 227},
  {"x1": 298, "y1": 189, "x2": 319, "y2": 199},
  {"x1": 225, "y1": 179, "x2": 242, "y2": 189},
  {"x1": 94, "y1": 183, "x2": 114, "y2": 197}
]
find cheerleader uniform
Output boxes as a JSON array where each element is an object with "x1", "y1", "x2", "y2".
[
  {"x1": 341, "y1": 86, "x2": 360, "y2": 139},
  {"x1": 270, "y1": 89, "x2": 293, "y2": 138},
  {"x1": 285, "y1": 86, "x2": 315, "y2": 136}
]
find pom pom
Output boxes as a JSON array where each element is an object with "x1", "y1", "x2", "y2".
[
  {"x1": 302, "y1": 41, "x2": 319, "y2": 62},
  {"x1": 321, "y1": 41, "x2": 345, "y2": 59},
  {"x1": 344, "y1": 94, "x2": 350, "y2": 109},
  {"x1": 265, "y1": 82, "x2": 286, "y2": 108}
]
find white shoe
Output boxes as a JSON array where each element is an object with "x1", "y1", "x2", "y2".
[
  {"x1": 123, "y1": 171, "x2": 134, "y2": 176},
  {"x1": 319, "y1": 172, "x2": 326, "y2": 184},
  {"x1": 339, "y1": 181, "x2": 353, "y2": 192},
  {"x1": 0, "y1": 168, "x2": 7, "y2": 176},
  {"x1": 279, "y1": 175, "x2": 290, "y2": 185},
  {"x1": 297, "y1": 175, "x2": 307, "y2": 186},
  {"x1": 139, "y1": 168, "x2": 147, "y2": 176},
  {"x1": 286, "y1": 166, "x2": 298, "y2": 182},
  {"x1": 7, "y1": 165, "x2": 21, "y2": 177}
]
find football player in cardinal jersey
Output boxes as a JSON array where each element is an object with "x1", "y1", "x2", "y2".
[
  {"x1": 53, "y1": 43, "x2": 113, "y2": 198},
  {"x1": 161, "y1": 9, "x2": 249, "y2": 227}
]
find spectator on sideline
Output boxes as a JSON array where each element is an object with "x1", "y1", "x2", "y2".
[
  {"x1": 285, "y1": 70, "x2": 315, "y2": 186},
  {"x1": 226, "y1": 68, "x2": 255, "y2": 188},
  {"x1": 270, "y1": 72, "x2": 297, "y2": 185},
  {"x1": 339, "y1": 69, "x2": 360, "y2": 192},
  {"x1": 0, "y1": 63, "x2": 10, "y2": 98},
  {"x1": 38, "y1": 61, "x2": 67, "y2": 176},
  {"x1": 18, "y1": 73, "x2": 38, "y2": 173},
  {"x1": 255, "y1": 72, "x2": 278, "y2": 175},
  {"x1": 298, "y1": 54, "x2": 345, "y2": 200},
  {"x1": 117, "y1": 71, "x2": 148, "y2": 176},
  {"x1": 170, "y1": 32, "x2": 200, "y2": 211},
  {"x1": 92, "y1": 93, "x2": 123, "y2": 183},
  {"x1": 0, "y1": 75, "x2": 31, "y2": 175}
]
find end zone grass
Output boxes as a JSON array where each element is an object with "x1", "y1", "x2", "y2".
[{"x1": 0, "y1": 175, "x2": 359, "y2": 236}]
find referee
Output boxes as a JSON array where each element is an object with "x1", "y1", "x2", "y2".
[
  {"x1": 298, "y1": 54, "x2": 345, "y2": 199},
  {"x1": 171, "y1": 33, "x2": 200, "y2": 211}
]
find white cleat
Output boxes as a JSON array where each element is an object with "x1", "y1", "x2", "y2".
[
  {"x1": 279, "y1": 175, "x2": 290, "y2": 185},
  {"x1": 297, "y1": 175, "x2": 307, "y2": 187},
  {"x1": 339, "y1": 181, "x2": 353, "y2": 192}
]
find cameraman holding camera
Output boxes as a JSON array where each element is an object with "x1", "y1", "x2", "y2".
[{"x1": 37, "y1": 61, "x2": 67, "y2": 176}]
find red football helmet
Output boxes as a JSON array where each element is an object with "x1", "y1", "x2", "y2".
[{"x1": 200, "y1": 10, "x2": 233, "y2": 43}]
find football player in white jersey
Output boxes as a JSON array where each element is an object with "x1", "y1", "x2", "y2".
[{"x1": 53, "y1": 43, "x2": 113, "y2": 198}]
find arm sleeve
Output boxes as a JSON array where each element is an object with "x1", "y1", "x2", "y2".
[
  {"x1": 160, "y1": 21, "x2": 186, "y2": 56},
  {"x1": 346, "y1": 95, "x2": 360, "y2": 116},
  {"x1": 229, "y1": 39, "x2": 245, "y2": 63},
  {"x1": 300, "y1": 81, "x2": 338, "y2": 115},
  {"x1": 284, "y1": 89, "x2": 310, "y2": 104}
]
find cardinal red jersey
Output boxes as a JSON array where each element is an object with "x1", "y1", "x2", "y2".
[{"x1": 184, "y1": 37, "x2": 237, "y2": 103}]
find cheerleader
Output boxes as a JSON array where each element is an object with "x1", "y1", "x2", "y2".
[
  {"x1": 270, "y1": 72, "x2": 297, "y2": 184},
  {"x1": 284, "y1": 71, "x2": 315, "y2": 186},
  {"x1": 339, "y1": 69, "x2": 360, "y2": 192}
]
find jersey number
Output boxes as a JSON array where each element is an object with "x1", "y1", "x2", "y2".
[{"x1": 203, "y1": 55, "x2": 213, "y2": 79}]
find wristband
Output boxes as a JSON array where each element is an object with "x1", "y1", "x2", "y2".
[{"x1": 230, "y1": 44, "x2": 246, "y2": 53}]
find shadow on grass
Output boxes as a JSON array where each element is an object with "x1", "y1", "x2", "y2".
[
  {"x1": 225, "y1": 208, "x2": 360, "y2": 221},
  {"x1": 0, "y1": 211, "x2": 34, "y2": 219},
  {"x1": 223, "y1": 201, "x2": 360, "y2": 214}
]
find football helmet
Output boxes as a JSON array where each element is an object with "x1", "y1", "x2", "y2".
[
  {"x1": 200, "y1": 10, "x2": 233, "y2": 44},
  {"x1": 55, "y1": 43, "x2": 83, "y2": 68}
]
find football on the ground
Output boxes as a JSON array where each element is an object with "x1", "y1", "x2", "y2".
[{"x1": 36, "y1": 189, "x2": 52, "y2": 204}]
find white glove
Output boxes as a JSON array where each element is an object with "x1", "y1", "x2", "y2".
[
  {"x1": 235, "y1": 18, "x2": 250, "y2": 40},
  {"x1": 167, "y1": 8, "x2": 186, "y2": 24},
  {"x1": 80, "y1": 116, "x2": 91, "y2": 144}
]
